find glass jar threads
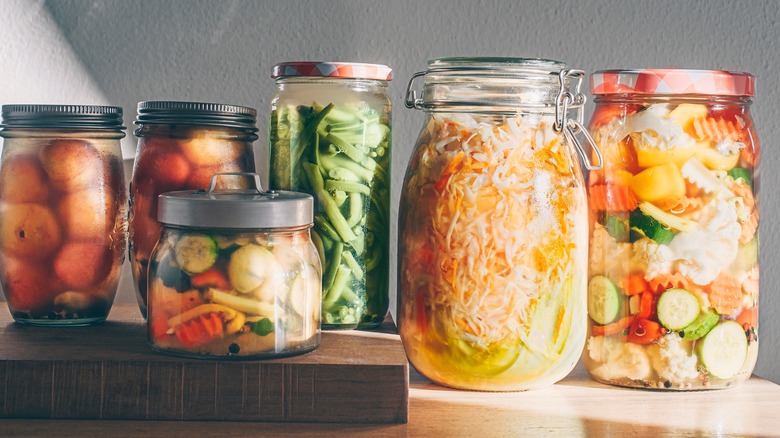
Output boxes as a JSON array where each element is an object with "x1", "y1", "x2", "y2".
[
  {"x1": 398, "y1": 58, "x2": 600, "y2": 390},
  {"x1": 130, "y1": 101, "x2": 258, "y2": 318},
  {"x1": 148, "y1": 173, "x2": 320, "y2": 358},
  {"x1": 584, "y1": 69, "x2": 759, "y2": 390},
  {"x1": 0, "y1": 104, "x2": 127, "y2": 325},
  {"x1": 269, "y1": 61, "x2": 392, "y2": 329}
]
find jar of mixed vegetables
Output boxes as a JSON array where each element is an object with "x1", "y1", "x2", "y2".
[
  {"x1": 585, "y1": 69, "x2": 759, "y2": 389},
  {"x1": 147, "y1": 173, "x2": 320, "y2": 358},
  {"x1": 0, "y1": 105, "x2": 127, "y2": 325},
  {"x1": 398, "y1": 58, "x2": 600, "y2": 390},
  {"x1": 269, "y1": 62, "x2": 392, "y2": 329},
  {"x1": 130, "y1": 101, "x2": 258, "y2": 318}
]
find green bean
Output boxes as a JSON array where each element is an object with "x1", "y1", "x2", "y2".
[
  {"x1": 319, "y1": 154, "x2": 374, "y2": 183},
  {"x1": 326, "y1": 179, "x2": 370, "y2": 196},
  {"x1": 329, "y1": 167, "x2": 361, "y2": 182},
  {"x1": 346, "y1": 192, "x2": 363, "y2": 227},
  {"x1": 303, "y1": 162, "x2": 357, "y2": 242},
  {"x1": 325, "y1": 132, "x2": 366, "y2": 163},
  {"x1": 323, "y1": 265, "x2": 352, "y2": 307},
  {"x1": 322, "y1": 242, "x2": 343, "y2": 291},
  {"x1": 342, "y1": 250, "x2": 364, "y2": 280}
]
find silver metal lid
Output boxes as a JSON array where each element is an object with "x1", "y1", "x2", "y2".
[
  {"x1": 135, "y1": 101, "x2": 258, "y2": 131},
  {"x1": 158, "y1": 173, "x2": 313, "y2": 229},
  {"x1": 0, "y1": 104, "x2": 125, "y2": 131}
]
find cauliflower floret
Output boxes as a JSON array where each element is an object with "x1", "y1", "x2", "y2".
[
  {"x1": 590, "y1": 338, "x2": 652, "y2": 381},
  {"x1": 633, "y1": 238, "x2": 674, "y2": 280},
  {"x1": 620, "y1": 104, "x2": 698, "y2": 151},
  {"x1": 647, "y1": 335, "x2": 700, "y2": 382}
]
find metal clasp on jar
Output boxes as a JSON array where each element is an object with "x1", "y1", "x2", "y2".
[{"x1": 553, "y1": 69, "x2": 603, "y2": 171}]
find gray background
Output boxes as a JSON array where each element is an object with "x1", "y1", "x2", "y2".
[{"x1": 1, "y1": 0, "x2": 778, "y2": 383}]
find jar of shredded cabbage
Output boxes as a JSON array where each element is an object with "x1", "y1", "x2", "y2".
[
  {"x1": 584, "y1": 69, "x2": 759, "y2": 390},
  {"x1": 398, "y1": 58, "x2": 600, "y2": 391}
]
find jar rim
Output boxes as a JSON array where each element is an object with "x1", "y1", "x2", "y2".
[
  {"x1": 591, "y1": 69, "x2": 755, "y2": 97},
  {"x1": 135, "y1": 101, "x2": 258, "y2": 131},
  {"x1": 0, "y1": 104, "x2": 125, "y2": 132},
  {"x1": 272, "y1": 61, "x2": 392, "y2": 81}
]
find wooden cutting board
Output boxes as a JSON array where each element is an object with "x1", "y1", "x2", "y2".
[{"x1": 0, "y1": 304, "x2": 408, "y2": 423}]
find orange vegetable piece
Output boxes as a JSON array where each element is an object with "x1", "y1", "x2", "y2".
[
  {"x1": 592, "y1": 316, "x2": 632, "y2": 337},
  {"x1": 589, "y1": 184, "x2": 638, "y2": 212},
  {"x1": 190, "y1": 268, "x2": 232, "y2": 290},
  {"x1": 637, "y1": 292, "x2": 657, "y2": 320},
  {"x1": 625, "y1": 274, "x2": 650, "y2": 296},
  {"x1": 648, "y1": 273, "x2": 691, "y2": 294},
  {"x1": 707, "y1": 273, "x2": 742, "y2": 315},
  {"x1": 174, "y1": 312, "x2": 225, "y2": 348},
  {"x1": 627, "y1": 318, "x2": 664, "y2": 345},
  {"x1": 736, "y1": 306, "x2": 758, "y2": 330}
]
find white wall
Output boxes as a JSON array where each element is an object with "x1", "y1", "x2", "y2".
[{"x1": 2, "y1": 0, "x2": 778, "y2": 383}]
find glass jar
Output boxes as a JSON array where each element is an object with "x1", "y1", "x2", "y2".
[
  {"x1": 398, "y1": 58, "x2": 600, "y2": 391},
  {"x1": 130, "y1": 101, "x2": 258, "y2": 318},
  {"x1": 269, "y1": 61, "x2": 392, "y2": 329},
  {"x1": 148, "y1": 173, "x2": 320, "y2": 358},
  {"x1": 585, "y1": 69, "x2": 759, "y2": 390},
  {"x1": 0, "y1": 104, "x2": 127, "y2": 325}
]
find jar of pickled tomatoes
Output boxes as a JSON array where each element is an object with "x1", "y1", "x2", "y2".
[
  {"x1": 584, "y1": 69, "x2": 759, "y2": 390},
  {"x1": 148, "y1": 173, "x2": 320, "y2": 358},
  {"x1": 130, "y1": 101, "x2": 258, "y2": 318},
  {"x1": 398, "y1": 58, "x2": 601, "y2": 391},
  {"x1": 0, "y1": 104, "x2": 127, "y2": 325}
]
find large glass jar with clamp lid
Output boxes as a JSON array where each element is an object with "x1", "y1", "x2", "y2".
[{"x1": 397, "y1": 58, "x2": 601, "y2": 391}]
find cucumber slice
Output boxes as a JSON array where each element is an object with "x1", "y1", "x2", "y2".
[
  {"x1": 174, "y1": 234, "x2": 218, "y2": 275},
  {"x1": 588, "y1": 275, "x2": 622, "y2": 325},
  {"x1": 657, "y1": 288, "x2": 700, "y2": 330},
  {"x1": 698, "y1": 320, "x2": 748, "y2": 379},
  {"x1": 630, "y1": 209, "x2": 675, "y2": 244},
  {"x1": 681, "y1": 309, "x2": 719, "y2": 340},
  {"x1": 604, "y1": 214, "x2": 628, "y2": 241}
]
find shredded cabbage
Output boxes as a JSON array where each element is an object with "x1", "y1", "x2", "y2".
[{"x1": 399, "y1": 113, "x2": 587, "y2": 387}]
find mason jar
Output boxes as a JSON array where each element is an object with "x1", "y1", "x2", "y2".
[
  {"x1": 0, "y1": 104, "x2": 127, "y2": 325},
  {"x1": 130, "y1": 101, "x2": 258, "y2": 318},
  {"x1": 148, "y1": 173, "x2": 320, "y2": 358},
  {"x1": 398, "y1": 58, "x2": 600, "y2": 391},
  {"x1": 269, "y1": 61, "x2": 392, "y2": 329},
  {"x1": 584, "y1": 69, "x2": 759, "y2": 390}
]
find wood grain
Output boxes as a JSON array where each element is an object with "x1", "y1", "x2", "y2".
[{"x1": 0, "y1": 304, "x2": 408, "y2": 423}]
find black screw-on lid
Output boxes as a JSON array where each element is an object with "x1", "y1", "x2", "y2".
[
  {"x1": 135, "y1": 101, "x2": 258, "y2": 131},
  {"x1": 0, "y1": 104, "x2": 125, "y2": 131}
]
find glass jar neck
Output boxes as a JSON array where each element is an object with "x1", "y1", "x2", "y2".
[
  {"x1": 134, "y1": 123, "x2": 258, "y2": 141},
  {"x1": 593, "y1": 94, "x2": 753, "y2": 107},
  {"x1": 275, "y1": 77, "x2": 388, "y2": 92},
  {"x1": 0, "y1": 128, "x2": 125, "y2": 139}
]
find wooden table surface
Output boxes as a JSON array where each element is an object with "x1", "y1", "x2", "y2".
[{"x1": 2, "y1": 304, "x2": 780, "y2": 437}]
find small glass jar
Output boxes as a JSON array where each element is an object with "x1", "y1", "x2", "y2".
[
  {"x1": 269, "y1": 61, "x2": 392, "y2": 329},
  {"x1": 0, "y1": 104, "x2": 127, "y2": 325},
  {"x1": 584, "y1": 69, "x2": 759, "y2": 390},
  {"x1": 130, "y1": 101, "x2": 258, "y2": 318},
  {"x1": 398, "y1": 58, "x2": 600, "y2": 391},
  {"x1": 148, "y1": 173, "x2": 321, "y2": 358}
]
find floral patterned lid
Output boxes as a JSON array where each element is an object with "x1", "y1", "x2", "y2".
[
  {"x1": 591, "y1": 69, "x2": 754, "y2": 96},
  {"x1": 272, "y1": 61, "x2": 392, "y2": 81}
]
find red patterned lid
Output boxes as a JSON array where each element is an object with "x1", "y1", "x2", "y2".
[
  {"x1": 272, "y1": 61, "x2": 392, "y2": 81},
  {"x1": 591, "y1": 69, "x2": 754, "y2": 96}
]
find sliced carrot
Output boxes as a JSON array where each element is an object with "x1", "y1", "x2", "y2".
[
  {"x1": 190, "y1": 268, "x2": 232, "y2": 290},
  {"x1": 592, "y1": 316, "x2": 632, "y2": 337},
  {"x1": 627, "y1": 318, "x2": 664, "y2": 345},
  {"x1": 174, "y1": 312, "x2": 225, "y2": 348},
  {"x1": 435, "y1": 151, "x2": 465, "y2": 192},
  {"x1": 691, "y1": 117, "x2": 744, "y2": 143},
  {"x1": 707, "y1": 272, "x2": 742, "y2": 315},
  {"x1": 648, "y1": 273, "x2": 691, "y2": 294},
  {"x1": 149, "y1": 312, "x2": 171, "y2": 342},
  {"x1": 625, "y1": 274, "x2": 650, "y2": 296},
  {"x1": 589, "y1": 184, "x2": 638, "y2": 212}
]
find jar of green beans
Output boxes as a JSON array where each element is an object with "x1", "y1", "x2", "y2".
[{"x1": 269, "y1": 61, "x2": 392, "y2": 329}]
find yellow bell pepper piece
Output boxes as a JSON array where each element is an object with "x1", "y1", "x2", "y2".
[
  {"x1": 668, "y1": 104, "x2": 708, "y2": 131},
  {"x1": 636, "y1": 142, "x2": 706, "y2": 168},
  {"x1": 629, "y1": 162, "x2": 686, "y2": 203},
  {"x1": 695, "y1": 147, "x2": 741, "y2": 171}
]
